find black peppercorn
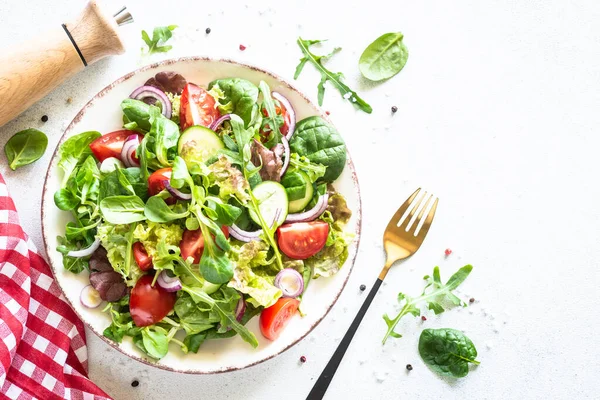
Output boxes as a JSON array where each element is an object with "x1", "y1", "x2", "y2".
[
  {"x1": 406, "y1": 364, "x2": 413, "y2": 371},
  {"x1": 131, "y1": 380, "x2": 139, "y2": 387},
  {"x1": 359, "y1": 284, "x2": 366, "y2": 291},
  {"x1": 41, "y1": 115, "x2": 48, "y2": 122},
  {"x1": 205, "y1": 27, "x2": 211, "y2": 34},
  {"x1": 391, "y1": 106, "x2": 398, "y2": 113},
  {"x1": 469, "y1": 297, "x2": 475, "y2": 303}
]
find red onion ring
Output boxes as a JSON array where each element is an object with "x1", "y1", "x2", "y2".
[
  {"x1": 130, "y1": 85, "x2": 172, "y2": 119},
  {"x1": 279, "y1": 136, "x2": 290, "y2": 177},
  {"x1": 67, "y1": 237, "x2": 101, "y2": 258},
  {"x1": 285, "y1": 194, "x2": 329, "y2": 223},
  {"x1": 272, "y1": 91, "x2": 296, "y2": 141},
  {"x1": 157, "y1": 270, "x2": 182, "y2": 292},
  {"x1": 229, "y1": 224, "x2": 262, "y2": 242},
  {"x1": 274, "y1": 268, "x2": 304, "y2": 298},
  {"x1": 209, "y1": 114, "x2": 232, "y2": 131},
  {"x1": 120, "y1": 135, "x2": 140, "y2": 167},
  {"x1": 164, "y1": 182, "x2": 192, "y2": 201},
  {"x1": 235, "y1": 298, "x2": 246, "y2": 322}
]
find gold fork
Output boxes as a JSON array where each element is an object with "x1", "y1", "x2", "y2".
[{"x1": 307, "y1": 188, "x2": 438, "y2": 400}]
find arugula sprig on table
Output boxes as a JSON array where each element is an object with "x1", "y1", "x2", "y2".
[
  {"x1": 382, "y1": 265, "x2": 473, "y2": 344},
  {"x1": 141, "y1": 25, "x2": 177, "y2": 56},
  {"x1": 295, "y1": 38, "x2": 372, "y2": 114}
]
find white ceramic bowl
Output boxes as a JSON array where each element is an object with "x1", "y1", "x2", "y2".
[{"x1": 41, "y1": 57, "x2": 361, "y2": 374}]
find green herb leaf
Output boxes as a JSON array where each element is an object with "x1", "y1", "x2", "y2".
[
  {"x1": 295, "y1": 38, "x2": 372, "y2": 113},
  {"x1": 100, "y1": 195, "x2": 147, "y2": 224},
  {"x1": 54, "y1": 188, "x2": 79, "y2": 211},
  {"x1": 419, "y1": 328, "x2": 480, "y2": 378},
  {"x1": 144, "y1": 196, "x2": 189, "y2": 223},
  {"x1": 382, "y1": 265, "x2": 473, "y2": 344},
  {"x1": 4, "y1": 128, "x2": 48, "y2": 170},
  {"x1": 359, "y1": 32, "x2": 409, "y2": 81},
  {"x1": 208, "y1": 78, "x2": 259, "y2": 126},
  {"x1": 57, "y1": 131, "x2": 101, "y2": 187},
  {"x1": 141, "y1": 327, "x2": 169, "y2": 359},
  {"x1": 141, "y1": 25, "x2": 177, "y2": 56}
]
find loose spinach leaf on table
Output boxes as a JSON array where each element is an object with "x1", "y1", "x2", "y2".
[
  {"x1": 141, "y1": 25, "x2": 177, "y2": 56},
  {"x1": 419, "y1": 328, "x2": 480, "y2": 378},
  {"x1": 57, "y1": 131, "x2": 101, "y2": 187},
  {"x1": 295, "y1": 37, "x2": 372, "y2": 113},
  {"x1": 382, "y1": 265, "x2": 473, "y2": 344},
  {"x1": 4, "y1": 128, "x2": 48, "y2": 171},
  {"x1": 289, "y1": 116, "x2": 346, "y2": 182},
  {"x1": 359, "y1": 32, "x2": 409, "y2": 81},
  {"x1": 208, "y1": 78, "x2": 259, "y2": 126}
]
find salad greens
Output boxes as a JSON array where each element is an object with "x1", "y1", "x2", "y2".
[
  {"x1": 419, "y1": 328, "x2": 480, "y2": 378},
  {"x1": 295, "y1": 38, "x2": 372, "y2": 114},
  {"x1": 54, "y1": 72, "x2": 353, "y2": 360},
  {"x1": 4, "y1": 128, "x2": 48, "y2": 170},
  {"x1": 141, "y1": 25, "x2": 177, "y2": 56},
  {"x1": 382, "y1": 265, "x2": 473, "y2": 344},
  {"x1": 359, "y1": 32, "x2": 409, "y2": 81}
]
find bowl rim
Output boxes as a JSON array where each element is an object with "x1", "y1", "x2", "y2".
[{"x1": 41, "y1": 56, "x2": 362, "y2": 374}]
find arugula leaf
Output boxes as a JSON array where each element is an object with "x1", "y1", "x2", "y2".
[
  {"x1": 4, "y1": 128, "x2": 48, "y2": 170},
  {"x1": 295, "y1": 38, "x2": 372, "y2": 114},
  {"x1": 382, "y1": 265, "x2": 473, "y2": 344},
  {"x1": 141, "y1": 25, "x2": 178, "y2": 56},
  {"x1": 258, "y1": 81, "x2": 283, "y2": 147},
  {"x1": 419, "y1": 328, "x2": 480, "y2": 378}
]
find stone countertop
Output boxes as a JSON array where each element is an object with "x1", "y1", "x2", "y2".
[{"x1": 1, "y1": 0, "x2": 599, "y2": 398}]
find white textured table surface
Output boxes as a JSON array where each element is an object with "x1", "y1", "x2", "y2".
[{"x1": 1, "y1": 0, "x2": 600, "y2": 399}]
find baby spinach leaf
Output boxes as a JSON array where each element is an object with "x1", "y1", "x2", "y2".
[
  {"x1": 359, "y1": 32, "x2": 409, "y2": 81},
  {"x1": 4, "y1": 128, "x2": 48, "y2": 171},
  {"x1": 100, "y1": 195, "x2": 147, "y2": 224},
  {"x1": 141, "y1": 327, "x2": 169, "y2": 359},
  {"x1": 144, "y1": 195, "x2": 189, "y2": 223},
  {"x1": 121, "y1": 99, "x2": 155, "y2": 132},
  {"x1": 57, "y1": 131, "x2": 101, "y2": 187},
  {"x1": 382, "y1": 265, "x2": 473, "y2": 344},
  {"x1": 141, "y1": 25, "x2": 177, "y2": 56},
  {"x1": 295, "y1": 38, "x2": 372, "y2": 113},
  {"x1": 290, "y1": 116, "x2": 346, "y2": 182},
  {"x1": 419, "y1": 328, "x2": 480, "y2": 378},
  {"x1": 208, "y1": 78, "x2": 259, "y2": 126}
]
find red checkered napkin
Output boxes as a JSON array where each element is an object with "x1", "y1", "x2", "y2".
[{"x1": 0, "y1": 174, "x2": 110, "y2": 399}]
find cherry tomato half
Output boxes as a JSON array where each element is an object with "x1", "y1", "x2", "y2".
[
  {"x1": 147, "y1": 168, "x2": 175, "y2": 205},
  {"x1": 130, "y1": 275, "x2": 176, "y2": 327},
  {"x1": 180, "y1": 83, "x2": 220, "y2": 130},
  {"x1": 276, "y1": 221, "x2": 329, "y2": 260},
  {"x1": 133, "y1": 242, "x2": 152, "y2": 271},
  {"x1": 179, "y1": 226, "x2": 230, "y2": 264},
  {"x1": 259, "y1": 298, "x2": 300, "y2": 341},
  {"x1": 89, "y1": 130, "x2": 143, "y2": 162}
]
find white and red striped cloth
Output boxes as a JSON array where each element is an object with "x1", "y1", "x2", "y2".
[{"x1": 0, "y1": 175, "x2": 109, "y2": 399}]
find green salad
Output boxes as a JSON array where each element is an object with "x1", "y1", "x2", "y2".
[{"x1": 54, "y1": 71, "x2": 353, "y2": 359}]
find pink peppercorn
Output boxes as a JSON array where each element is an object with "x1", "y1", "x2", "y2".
[
  {"x1": 239, "y1": 44, "x2": 246, "y2": 51},
  {"x1": 444, "y1": 248, "x2": 452, "y2": 256}
]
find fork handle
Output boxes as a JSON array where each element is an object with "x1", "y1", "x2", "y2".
[{"x1": 307, "y1": 278, "x2": 383, "y2": 400}]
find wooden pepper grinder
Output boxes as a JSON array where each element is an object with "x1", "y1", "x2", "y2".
[{"x1": 0, "y1": 1, "x2": 133, "y2": 127}]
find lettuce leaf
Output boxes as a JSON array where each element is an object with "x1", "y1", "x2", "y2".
[
  {"x1": 97, "y1": 223, "x2": 143, "y2": 286},
  {"x1": 227, "y1": 241, "x2": 282, "y2": 308},
  {"x1": 133, "y1": 221, "x2": 184, "y2": 260},
  {"x1": 206, "y1": 155, "x2": 250, "y2": 204},
  {"x1": 307, "y1": 209, "x2": 353, "y2": 278}
]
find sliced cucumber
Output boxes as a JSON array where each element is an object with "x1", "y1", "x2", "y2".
[
  {"x1": 178, "y1": 126, "x2": 224, "y2": 166},
  {"x1": 288, "y1": 171, "x2": 314, "y2": 213},
  {"x1": 249, "y1": 181, "x2": 288, "y2": 227}
]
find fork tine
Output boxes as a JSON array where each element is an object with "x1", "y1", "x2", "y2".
[
  {"x1": 416, "y1": 197, "x2": 439, "y2": 240},
  {"x1": 399, "y1": 191, "x2": 428, "y2": 231},
  {"x1": 411, "y1": 194, "x2": 433, "y2": 235},
  {"x1": 386, "y1": 188, "x2": 421, "y2": 230}
]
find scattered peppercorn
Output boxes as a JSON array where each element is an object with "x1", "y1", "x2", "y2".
[
  {"x1": 359, "y1": 284, "x2": 366, "y2": 291},
  {"x1": 131, "y1": 380, "x2": 139, "y2": 387},
  {"x1": 66, "y1": 97, "x2": 73, "y2": 104},
  {"x1": 41, "y1": 115, "x2": 48, "y2": 122},
  {"x1": 469, "y1": 297, "x2": 475, "y2": 303},
  {"x1": 391, "y1": 106, "x2": 398, "y2": 113},
  {"x1": 444, "y1": 248, "x2": 452, "y2": 256},
  {"x1": 239, "y1": 44, "x2": 247, "y2": 51},
  {"x1": 205, "y1": 27, "x2": 211, "y2": 34},
  {"x1": 300, "y1": 356, "x2": 307, "y2": 363},
  {"x1": 406, "y1": 364, "x2": 413, "y2": 371},
  {"x1": 325, "y1": 111, "x2": 331, "y2": 116},
  {"x1": 421, "y1": 316, "x2": 427, "y2": 321}
]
